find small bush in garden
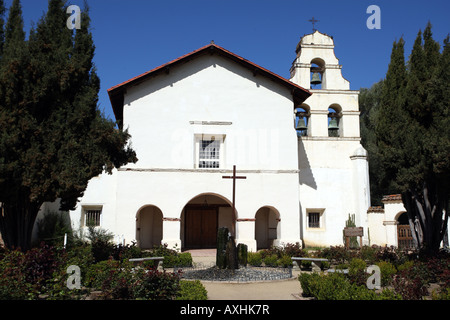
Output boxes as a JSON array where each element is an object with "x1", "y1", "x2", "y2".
[
  {"x1": 397, "y1": 260, "x2": 414, "y2": 273},
  {"x1": 66, "y1": 243, "x2": 95, "y2": 281},
  {"x1": 87, "y1": 226, "x2": 116, "y2": 263},
  {"x1": 162, "y1": 252, "x2": 193, "y2": 268},
  {"x1": 84, "y1": 259, "x2": 131, "y2": 290},
  {"x1": 133, "y1": 268, "x2": 182, "y2": 300},
  {"x1": 23, "y1": 244, "x2": 66, "y2": 290},
  {"x1": 348, "y1": 258, "x2": 367, "y2": 286},
  {"x1": 320, "y1": 260, "x2": 330, "y2": 270},
  {"x1": 176, "y1": 280, "x2": 208, "y2": 300},
  {"x1": 298, "y1": 272, "x2": 321, "y2": 297},
  {"x1": 301, "y1": 260, "x2": 312, "y2": 270},
  {"x1": 318, "y1": 246, "x2": 350, "y2": 265},
  {"x1": 112, "y1": 242, "x2": 142, "y2": 261},
  {"x1": 263, "y1": 254, "x2": 278, "y2": 267},
  {"x1": 298, "y1": 271, "x2": 401, "y2": 300},
  {"x1": 0, "y1": 250, "x2": 33, "y2": 299},
  {"x1": 359, "y1": 245, "x2": 378, "y2": 264},
  {"x1": 281, "y1": 243, "x2": 306, "y2": 257},
  {"x1": 277, "y1": 255, "x2": 293, "y2": 268},
  {"x1": 432, "y1": 287, "x2": 450, "y2": 300},
  {"x1": 248, "y1": 252, "x2": 262, "y2": 266},
  {"x1": 392, "y1": 267, "x2": 428, "y2": 300},
  {"x1": 376, "y1": 261, "x2": 397, "y2": 287}
]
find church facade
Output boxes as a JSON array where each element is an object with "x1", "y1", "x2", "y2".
[{"x1": 40, "y1": 31, "x2": 377, "y2": 251}]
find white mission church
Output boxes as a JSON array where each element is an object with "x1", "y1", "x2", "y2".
[{"x1": 33, "y1": 30, "x2": 421, "y2": 251}]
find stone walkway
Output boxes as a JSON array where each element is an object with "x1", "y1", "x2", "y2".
[{"x1": 183, "y1": 249, "x2": 303, "y2": 300}]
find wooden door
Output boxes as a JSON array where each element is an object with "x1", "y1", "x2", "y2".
[
  {"x1": 185, "y1": 208, "x2": 218, "y2": 248},
  {"x1": 397, "y1": 225, "x2": 414, "y2": 249}
]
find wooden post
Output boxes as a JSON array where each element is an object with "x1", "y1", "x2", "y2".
[{"x1": 222, "y1": 165, "x2": 246, "y2": 227}]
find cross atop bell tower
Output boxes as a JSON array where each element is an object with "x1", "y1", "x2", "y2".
[{"x1": 308, "y1": 17, "x2": 319, "y2": 32}]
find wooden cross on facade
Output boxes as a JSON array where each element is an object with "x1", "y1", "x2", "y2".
[
  {"x1": 309, "y1": 16, "x2": 319, "y2": 32},
  {"x1": 222, "y1": 165, "x2": 246, "y2": 217}
]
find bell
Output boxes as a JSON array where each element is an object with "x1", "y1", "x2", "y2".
[
  {"x1": 311, "y1": 72, "x2": 322, "y2": 85},
  {"x1": 328, "y1": 118, "x2": 339, "y2": 130},
  {"x1": 296, "y1": 117, "x2": 307, "y2": 131}
]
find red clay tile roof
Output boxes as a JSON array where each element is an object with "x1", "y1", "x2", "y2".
[
  {"x1": 381, "y1": 194, "x2": 402, "y2": 202},
  {"x1": 367, "y1": 206, "x2": 384, "y2": 213},
  {"x1": 107, "y1": 43, "x2": 311, "y2": 124}
]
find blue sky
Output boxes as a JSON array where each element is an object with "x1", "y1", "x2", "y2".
[{"x1": 5, "y1": 0, "x2": 450, "y2": 121}]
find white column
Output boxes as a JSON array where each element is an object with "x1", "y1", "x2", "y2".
[
  {"x1": 161, "y1": 218, "x2": 182, "y2": 251},
  {"x1": 235, "y1": 219, "x2": 257, "y2": 252},
  {"x1": 351, "y1": 145, "x2": 371, "y2": 245}
]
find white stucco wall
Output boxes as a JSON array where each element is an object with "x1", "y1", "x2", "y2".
[{"x1": 64, "y1": 53, "x2": 302, "y2": 252}]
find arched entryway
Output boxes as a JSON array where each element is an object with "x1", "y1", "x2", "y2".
[
  {"x1": 181, "y1": 193, "x2": 234, "y2": 249},
  {"x1": 136, "y1": 205, "x2": 163, "y2": 249},
  {"x1": 396, "y1": 212, "x2": 414, "y2": 249},
  {"x1": 255, "y1": 206, "x2": 280, "y2": 250}
]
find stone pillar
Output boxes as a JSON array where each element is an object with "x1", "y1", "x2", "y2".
[{"x1": 161, "y1": 218, "x2": 182, "y2": 250}]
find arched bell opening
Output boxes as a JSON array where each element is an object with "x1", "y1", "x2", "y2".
[
  {"x1": 295, "y1": 104, "x2": 310, "y2": 137},
  {"x1": 310, "y1": 58, "x2": 325, "y2": 89},
  {"x1": 328, "y1": 104, "x2": 342, "y2": 137}
]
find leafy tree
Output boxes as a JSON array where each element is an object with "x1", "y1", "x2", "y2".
[
  {"x1": 359, "y1": 80, "x2": 398, "y2": 205},
  {"x1": 0, "y1": 0, "x2": 137, "y2": 251},
  {"x1": 374, "y1": 23, "x2": 449, "y2": 255},
  {"x1": 0, "y1": 0, "x2": 5, "y2": 56}
]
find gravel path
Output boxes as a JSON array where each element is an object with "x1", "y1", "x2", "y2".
[{"x1": 180, "y1": 266, "x2": 293, "y2": 282}]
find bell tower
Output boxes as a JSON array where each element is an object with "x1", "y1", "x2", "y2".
[
  {"x1": 291, "y1": 30, "x2": 371, "y2": 247},
  {"x1": 290, "y1": 30, "x2": 360, "y2": 139},
  {"x1": 290, "y1": 30, "x2": 350, "y2": 90}
]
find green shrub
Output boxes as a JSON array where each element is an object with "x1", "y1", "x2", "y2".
[
  {"x1": 301, "y1": 260, "x2": 312, "y2": 270},
  {"x1": 318, "y1": 246, "x2": 350, "y2": 265},
  {"x1": 298, "y1": 272, "x2": 321, "y2": 297},
  {"x1": 0, "y1": 250, "x2": 33, "y2": 299},
  {"x1": 85, "y1": 259, "x2": 118, "y2": 289},
  {"x1": 263, "y1": 254, "x2": 278, "y2": 267},
  {"x1": 281, "y1": 242, "x2": 305, "y2": 257},
  {"x1": 432, "y1": 287, "x2": 450, "y2": 300},
  {"x1": 277, "y1": 255, "x2": 293, "y2": 268},
  {"x1": 66, "y1": 243, "x2": 95, "y2": 280},
  {"x1": 177, "y1": 280, "x2": 208, "y2": 300},
  {"x1": 112, "y1": 242, "x2": 142, "y2": 261},
  {"x1": 320, "y1": 260, "x2": 330, "y2": 270},
  {"x1": 163, "y1": 252, "x2": 193, "y2": 268},
  {"x1": 133, "y1": 269, "x2": 181, "y2": 300},
  {"x1": 377, "y1": 261, "x2": 397, "y2": 287},
  {"x1": 349, "y1": 258, "x2": 367, "y2": 286},
  {"x1": 248, "y1": 252, "x2": 262, "y2": 266},
  {"x1": 87, "y1": 226, "x2": 116, "y2": 262},
  {"x1": 397, "y1": 260, "x2": 414, "y2": 273},
  {"x1": 359, "y1": 245, "x2": 378, "y2": 264},
  {"x1": 298, "y1": 271, "x2": 401, "y2": 300}
]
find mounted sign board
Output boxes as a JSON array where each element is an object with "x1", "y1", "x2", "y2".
[{"x1": 344, "y1": 227, "x2": 363, "y2": 248}]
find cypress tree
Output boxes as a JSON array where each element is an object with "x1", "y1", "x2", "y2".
[
  {"x1": 0, "y1": 0, "x2": 5, "y2": 56},
  {"x1": 0, "y1": 0, "x2": 137, "y2": 250},
  {"x1": 375, "y1": 24, "x2": 449, "y2": 255}
]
